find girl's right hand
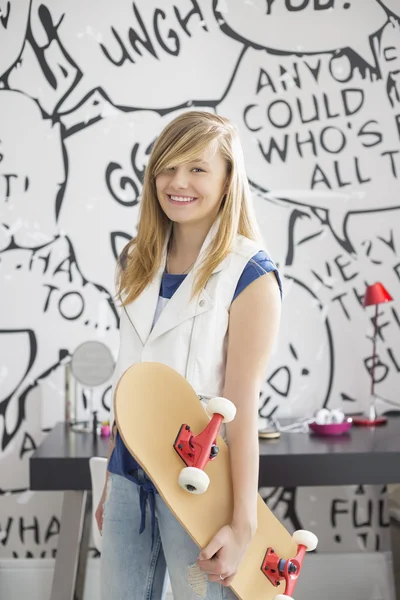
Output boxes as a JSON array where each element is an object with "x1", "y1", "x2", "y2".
[{"x1": 95, "y1": 486, "x2": 107, "y2": 535}]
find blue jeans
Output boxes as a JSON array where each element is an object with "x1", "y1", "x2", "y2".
[{"x1": 100, "y1": 471, "x2": 238, "y2": 600}]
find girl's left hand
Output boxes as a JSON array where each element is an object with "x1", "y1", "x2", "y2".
[{"x1": 196, "y1": 524, "x2": 251, "y2": 587}]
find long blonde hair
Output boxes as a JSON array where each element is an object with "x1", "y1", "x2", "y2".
[{"x1": 115, "y1": 111, "x2": 264, "y2": 306}]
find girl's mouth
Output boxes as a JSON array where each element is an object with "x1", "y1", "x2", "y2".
[{"x1": 167, "y1": 194, "x2": 198, "y2": 205}]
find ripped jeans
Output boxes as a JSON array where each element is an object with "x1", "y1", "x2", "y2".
[{"x1": 100, "y1": 471, "x2": 238, "y2": 600}]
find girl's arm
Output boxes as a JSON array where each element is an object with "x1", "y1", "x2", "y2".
[
  {"x1": 94, "y1": 421, "x2": 117, "y2": 533},
  {"x1": 197, "y1": 271, "x2": 281, "y2": 584},
  {"x1": 225, "y1": 271, "x2": 281, "y2": 540}
]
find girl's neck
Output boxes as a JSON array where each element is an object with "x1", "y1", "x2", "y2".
[
  {"x1": 166, "y1": 219, "x2": 214, "y2": 275},
  {"x1": 168, "y1": 220, "x2": 211, "y2": 259}
]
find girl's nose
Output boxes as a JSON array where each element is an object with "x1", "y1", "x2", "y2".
[{"x1": 170, "y1": 168, "x2": 189, "y2": 189}]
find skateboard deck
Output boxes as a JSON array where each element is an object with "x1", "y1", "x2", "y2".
[{"x1": 115, "y1": 362, "x2": 305, "y2": 600}]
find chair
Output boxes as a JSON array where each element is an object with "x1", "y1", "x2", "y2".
[{"x1": 89, "y1": 456, "x2": 108, "y2": 553}]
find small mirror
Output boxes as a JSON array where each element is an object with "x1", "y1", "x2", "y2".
[
  {"x1": 71, "y1": 340, "x2": 115, "y2": 388},
  {"x1": 66, "y1": 341, "x2": 115, "y2": 433}
]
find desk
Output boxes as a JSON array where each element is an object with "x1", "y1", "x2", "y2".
[
  {"x1": 30, "y1": 420, "x2": 400, "y2": 600},
  {"x1": 30, "y1": 424, "x2": 109, "y2": 600}
]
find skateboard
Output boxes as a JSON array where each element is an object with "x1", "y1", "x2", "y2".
[{"x1": 114, "y1": 362, "x2": 318, "y2": 600}]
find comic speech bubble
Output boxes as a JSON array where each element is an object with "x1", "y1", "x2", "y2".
[
  {"x1": 377, "y1": 20, "x2": 400, "y2": 94},
  {"x1": 281, "y1": 211, "x2": 400, "y2": 413},
  {"x1": 0, "y1": 237, "x2": 119, "y2": 451},
  {"x1": 8, "y1": 28, "x2": 79, "y2": 116},
  {"x1": 0, "y1": 0, "x2": 30, "y2": 77},
  {"x1": 259, "y1": 275, "x2": 333, "y2": 420},
  {"x1": 218, "y1": 48, "x2": 400, "y2": 250},
  {"x1": 28, "y1": 0, "x2": 242, "y2": 112},
  {"x1": 217, "y1": 0, "x2": 388, "y2": 67},
  {"x1": 295, "y1": 486, "x2": 388, "y2": 552},
  {"x1": 379, "y1": 0, "x2": 400, "y2": 17},
  {"x1": 0, "y1": 91, "x2": 64, "y2": 247}
]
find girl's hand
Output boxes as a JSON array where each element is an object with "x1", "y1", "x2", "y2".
[
  {"x1": 95, "y1": 486, "x2": 107, "y2": 535},
  {"x1": 196, "y1": 524, "x2": 251, "y2": 587}
]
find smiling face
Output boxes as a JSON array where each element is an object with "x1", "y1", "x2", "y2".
[{"x1": 155, "y1": 145, "x2": 228, "y2": 228}]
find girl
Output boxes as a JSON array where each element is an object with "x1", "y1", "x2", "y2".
[{"x1": 97, "y1": 111, "x2": 282, "y2": 599}]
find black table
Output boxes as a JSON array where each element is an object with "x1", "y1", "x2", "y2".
[
  {"x1": 30, "y1": 424, "x2": 109, "y2": 600},
  {"x1": 30, "y1": 420, "x2": 400, "y2": 600},
  {"x1": 258, "y1": 417, "x2": 400, "y2": 487}
]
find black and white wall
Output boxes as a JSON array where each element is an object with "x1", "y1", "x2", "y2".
[{"x1": 1, "y1": 0, "x2": 400, "y2": 559}]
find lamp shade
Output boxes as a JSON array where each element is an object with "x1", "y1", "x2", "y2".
[{"x1": 363, "y1": 282, "x2": 393, "y2": 307}]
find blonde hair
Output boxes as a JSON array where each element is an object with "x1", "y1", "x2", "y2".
[{"x1": 115, "y1": 111, "x2": 264, "y2": 306}]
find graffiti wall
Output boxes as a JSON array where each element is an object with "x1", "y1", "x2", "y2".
[{"x1": 1, "y1": 0, "x2": 399, "y2": 558}]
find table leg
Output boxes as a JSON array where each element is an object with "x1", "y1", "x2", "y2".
[
  {"x1": 388, "y1": 485, "x2": 400, "y2": 600},
  {"x1": 50, "y1": 490, "x2": 87, "y2": 600},
  {"x1": 74, "y1": 492, "x2": 92, "y2": 600}
]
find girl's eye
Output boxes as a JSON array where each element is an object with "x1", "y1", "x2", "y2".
[{"x1": 192, "y1": 167, "x2": 204, "y2": 173}]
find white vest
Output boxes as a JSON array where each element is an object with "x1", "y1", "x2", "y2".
[{"x1": 110, "y1": 219, "x2": 261, "y2": 428}]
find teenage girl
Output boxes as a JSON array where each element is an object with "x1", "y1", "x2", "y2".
[{"x1": 97, "y1": 111, "x2": 282, "y2": 600}]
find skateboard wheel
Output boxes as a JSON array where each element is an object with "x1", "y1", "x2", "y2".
[
  {"x1": 178, "y1": 467, "x2": 210, "y2": 494},
  {"x1": 206, "y1": 397, "x2": 236, "y2": 423},
  {"x1": 274, "y1": 595, "x2": 294, "y2": 599},
  {"x1": 292, "y1": 529, "x2": 318, "y2": 551}
]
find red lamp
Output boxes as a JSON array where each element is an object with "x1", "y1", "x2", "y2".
[
  {"x1": 363, "y1": 282, "x2": 393, "y2": 308},
  {"x1": 353, "y1": 282, "x2": 393, "y2": 427}
]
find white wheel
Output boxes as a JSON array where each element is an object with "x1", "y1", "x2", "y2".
[
  {"x1": 178, "y1": 467, "x2": 210, "y2": 494},
  {"x1": 206, "y1": 397, "x2": 236, "y2": 423},
  {"x1": 293, "y1": 529, "x2": 318, "y2": 551},
  {"x1": 274, "y1": 595, "x2": 294, "y2": 600}
]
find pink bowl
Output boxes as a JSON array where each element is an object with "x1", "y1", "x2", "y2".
[{"x1": 309, "y1": 419, "x2": 353, "y2": 436}]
